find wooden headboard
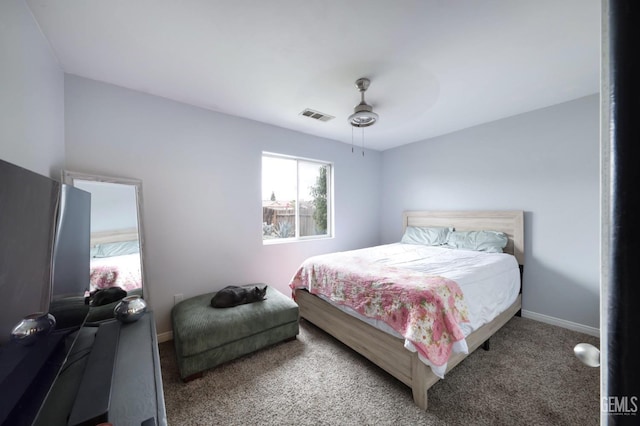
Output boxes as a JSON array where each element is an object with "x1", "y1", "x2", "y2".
[
  {"x1": 90, "y1": 228, "x2": 139, "y2": 247},
  {"x1": 402, "y1": 210, "x2": 525, "y2": 265}
]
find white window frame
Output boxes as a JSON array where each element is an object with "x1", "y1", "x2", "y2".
[{"x1": 262, "y1": 152, "x2": 333, "y2": 244}]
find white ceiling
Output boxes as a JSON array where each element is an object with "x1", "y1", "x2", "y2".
[{"x1": 26, "y1": 0, "x2": 600, "y2": 151}]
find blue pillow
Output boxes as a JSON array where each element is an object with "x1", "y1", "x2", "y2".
[
  {"x1": 401, "y1": 226, "x2": 452, "y2": 246},
  {"x1": 92, "y1": 240, "x2": 140, "y2": 258},
  {"x1": 445, "y1": 230, "x2": 508, "y2": 253}
]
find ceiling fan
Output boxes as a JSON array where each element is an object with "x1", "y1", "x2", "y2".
[{"x1": 348, "y1": 78, "x2": 379, "y2": 128}]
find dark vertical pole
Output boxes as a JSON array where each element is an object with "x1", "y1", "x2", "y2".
[{"x1": 606, "y1": 0, "x2": 640, "y2": 424}]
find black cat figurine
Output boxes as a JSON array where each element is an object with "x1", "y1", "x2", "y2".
[
  {"x1": 87, "y1": 287, "x2": 127, "y2": 306},
  {"x1": 210, "y1": 285, "x2": 268, "y2": 308}
]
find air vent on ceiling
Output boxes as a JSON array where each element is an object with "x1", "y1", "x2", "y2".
[{"x1": 299, "y1": 108, "x2": 335, "y2": 122}]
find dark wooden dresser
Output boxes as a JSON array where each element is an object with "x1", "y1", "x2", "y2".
[{"x1": 35, "y1": 312, "x2": 167, "y2": 426}]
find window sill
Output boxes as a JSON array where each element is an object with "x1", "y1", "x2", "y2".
[{"x1": 262, "y1": 235, "x2": 334, "y2": 245}]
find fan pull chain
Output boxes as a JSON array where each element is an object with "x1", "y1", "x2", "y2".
[
  {"x1": 351, "y1": 126, "x2": 354, "y2": 153},
  {"x1": 362, "y1": 127, "x2": 365, "y2": 156}
]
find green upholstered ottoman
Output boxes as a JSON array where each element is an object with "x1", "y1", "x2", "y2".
[{"x1": 171, "y1": 285, "x2": 299, "y2": 381}]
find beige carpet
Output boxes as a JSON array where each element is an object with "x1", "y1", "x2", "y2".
[{"x1": 159, "y1": 316, "x2": 599, "y2": 425}]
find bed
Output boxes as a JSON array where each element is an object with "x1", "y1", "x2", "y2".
[
  {"x1": 290, "y1": 210, "x2": 524, "y2": 410},
  {"x1": 89, "y1": 228, "x2": 142, "y2": 292}
]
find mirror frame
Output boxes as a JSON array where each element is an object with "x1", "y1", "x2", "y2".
[{"x1": 61, "y1": 170, "x2": 148, "y2": 305}]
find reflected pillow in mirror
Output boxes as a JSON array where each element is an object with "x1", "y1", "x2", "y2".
[
  {"x1": 401, "y1": 226, "x2": 452, "y2": 246},
  {"x1": 93, "y1": 240, "x2": 140, "y2": 258},
  {"x1": 444, "y1": 230, "x2": 508, "y2": 253}
]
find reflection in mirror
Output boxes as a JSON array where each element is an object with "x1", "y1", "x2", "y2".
[{"x1": 62, "y1": 171, "x2": 146, "y2": 320}]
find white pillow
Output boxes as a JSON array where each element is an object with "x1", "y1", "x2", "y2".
[{"x1": 401, "y1": 226, "x2": 452, "y2": 246}]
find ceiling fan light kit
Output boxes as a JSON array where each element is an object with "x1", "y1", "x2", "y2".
[{"x1": 348, "y1": 78, "x2": 379, "y2": 128}]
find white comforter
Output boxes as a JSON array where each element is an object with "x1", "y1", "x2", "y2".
[{"x1": 315, "y1": 243, "x2": 521, "y2": 377}]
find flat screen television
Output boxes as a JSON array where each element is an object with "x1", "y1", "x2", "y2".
[{"x1": 0, "y1": 159, "x2": 91, "y2": 425}]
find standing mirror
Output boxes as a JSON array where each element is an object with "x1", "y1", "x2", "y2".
[{"x1": 62, "y1": 171, "x2": 146, "y2": 319}]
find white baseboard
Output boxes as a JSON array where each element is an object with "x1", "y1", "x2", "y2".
[
  {"x1": 157, "y1": 331, "x2": 173, "y2": 343},
  {"x1": 521, "y1": 310, "x2": 600, "y2": 338}
]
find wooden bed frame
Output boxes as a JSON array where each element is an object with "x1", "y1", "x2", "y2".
[
  {"x1": 90, "y1": 227, "x2": 139, "y2": 247},
  {"x1": 294, "y1": 210, "x2": 524, "y2": 410}
]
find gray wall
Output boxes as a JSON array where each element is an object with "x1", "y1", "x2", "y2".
[
  {"x1": 0, "y1": 0, "x2": 65, "y2": 178},
  {"x1": 64, "y1": 75, "x2": 382, "y2": 334},
  {"x1": 75, "y1": 180, "x2": 139, "y2": 233},
  {"x1": 381, "y1": 95, "x2": 600, "y2": 329}
]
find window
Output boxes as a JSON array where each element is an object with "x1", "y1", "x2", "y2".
[{"x1": 262, "y1": 153, "x2": 332, "y2": 242}]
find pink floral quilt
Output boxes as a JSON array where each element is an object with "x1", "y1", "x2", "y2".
[
  {"x1": 290, "y1": 249, "x2": 470, "y2": 367},
  {"x1": 90, "y1": 253, "x2": 142, "y2": 292}
]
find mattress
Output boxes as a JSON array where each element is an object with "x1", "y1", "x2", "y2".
[{"x1": 303, "y1": 243, "x2": 520, "y2": 377}]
